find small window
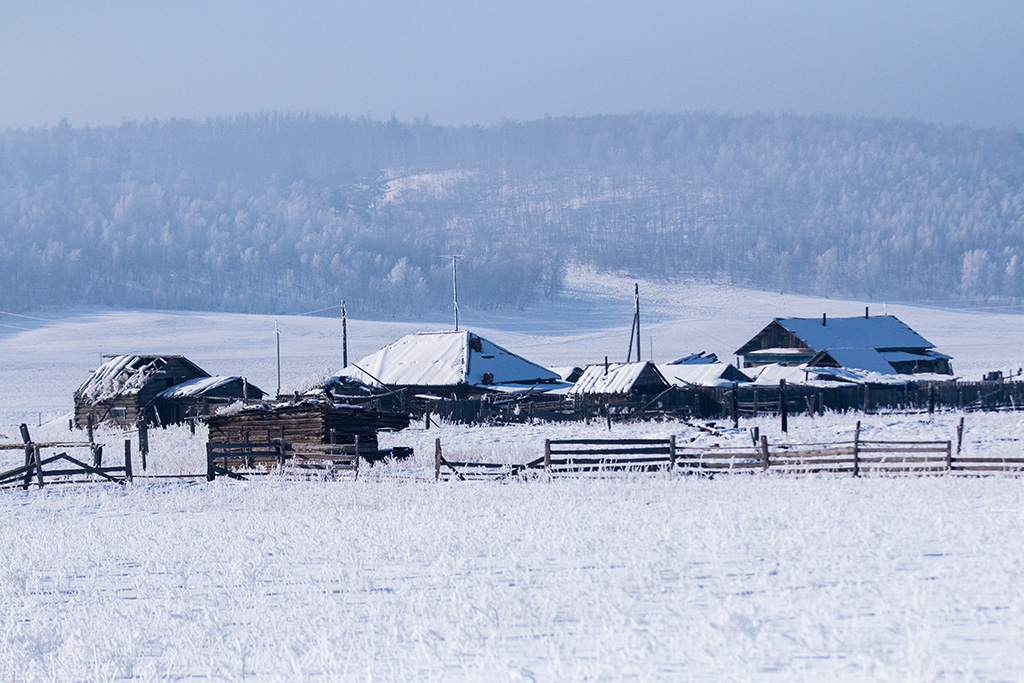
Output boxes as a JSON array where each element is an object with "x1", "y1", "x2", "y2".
[{"x1": 110, "y1": 407, "x2": 127, "y2": 419}]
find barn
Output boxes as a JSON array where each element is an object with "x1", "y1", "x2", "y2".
[
  {"x1": 735, "y1": 314, "x2": 953, "y2": 376},
  {"x1": 74, "y1": 354, "x2": 264, "y2": 428}
]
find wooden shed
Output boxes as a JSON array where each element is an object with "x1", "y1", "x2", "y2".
[
  {"x1": 206, "y1": 399, "x2": 411, "y2": 456},
  {"x1": 565, "y1": 361, "x2": 670, "y2": 402}
]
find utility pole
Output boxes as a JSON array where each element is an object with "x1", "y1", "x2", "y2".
[
  {"x1": 452, "y1": 255, "x2": 460, "y2": 331},
  {"x1": 635, "y1": 282, "x2": 641, "y2": 362},
  {"x1": 442, "y1": 254, "x2": 464, "y2": 331},
  {"x1": 341, "y1": 300, "x2": 348, "y2": 368},
  {"x1": 275, "y1": 320, "x2": 282, "y2": 398},
  {"x1": 626, "y1": 283, "x2": 641, "y2": 362}
]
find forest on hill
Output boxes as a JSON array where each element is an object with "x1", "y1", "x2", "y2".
[{"x1": 2, "y1": 112, "x2": 1023, "y2": 315}]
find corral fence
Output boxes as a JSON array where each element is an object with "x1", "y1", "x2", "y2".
[
  {"x1": 412, "y1": 379, "x2": 1024, "y2": 427},
  {"x1": 0, "y1": 423, "x2": 134, "y2": 489},
  {"x1": 206, "y1": 438, "x2": 364, "y2": 480},
  {"x1": 433, "y1": 426, "x2": 1024, "y2": 481}
]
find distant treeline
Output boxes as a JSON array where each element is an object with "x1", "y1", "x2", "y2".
[{"x1": 2, "y1": 112, "x2": 1023, "y2": 314}]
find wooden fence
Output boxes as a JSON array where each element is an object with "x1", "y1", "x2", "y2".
[
  {"x1": 206, "y1": 439, "x2": 362, "y2": 480},
  {"x1": 413, "y1": 379, "x2": 1024, "y2": 427},
  {"x1": 433, "y1": 431, "x2": 1024, "y2": 481},
  {"x1": 0, "y1": 425, "x2": 133, "y2": 489}
]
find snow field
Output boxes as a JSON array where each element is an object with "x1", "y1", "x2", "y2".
[{"x1": 2, "y1": 475, "x2": 1023, "y2": 681}]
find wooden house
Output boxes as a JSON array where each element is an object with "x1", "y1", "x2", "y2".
[
  {"x1": 565, "y1": 361, "x2": 670, "y2": 402},
  {"x1": 335, "y1": 330, "x2": 568, "y2": 399},
  {"x1": 735, "y1": 314, "x2": 953, "y2": 376},
  {"x1": 206, "y1": 399, "x2": 410, "y2": 457},
  {"x1": 74, "y1": 354, "x2": 263, "y2": 428}
]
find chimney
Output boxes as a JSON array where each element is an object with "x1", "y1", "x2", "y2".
[
  {"x1": 604, "y1": 355, "x2": 609, "y2": 375},
  {"x1": 865, "y1": 306, "x2": 869, "y2": 319},
  {"x1": 822, "y1": 313, "x2": 827, "y2": 326}
]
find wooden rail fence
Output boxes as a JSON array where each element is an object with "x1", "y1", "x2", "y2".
[
  {"x1": 206, "y1": 439, "x2": 362, "y2": 480},
  {"x1": 0, "y1": 424, "x2": 133, "y2": 489},
  {"x1": 434, "y1": 431, "x2": 1024, "y2": 481}
]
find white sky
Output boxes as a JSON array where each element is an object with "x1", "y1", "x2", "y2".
[{"x1": 2, "y1": 1, "x2": 1023, "y2": 130}]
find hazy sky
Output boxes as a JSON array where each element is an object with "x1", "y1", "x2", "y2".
[{"x1": 3, "y1": 1, "x2": 1023, "y2": 131}]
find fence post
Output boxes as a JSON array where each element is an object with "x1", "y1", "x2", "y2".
[
  {"x1": 33, "y1": 445, "x2": 44, "y2": 488},
  {"x1": 544, "y1": 439, "x2": 551, "y2": 472},
  {"x1": 206, "y1": 442, "x2": 215, "y2": 481},
  {"x1": 945, "y1": 440, "x2": 952, "y2": 471},
  {"x1": 731, "y1": 383, "x2": 738, "y2": 429},
  {"x1": 760, "y1": 435, "x2": 770, "y2": 471},
  {"x1": 779, "y1": 379, "x2": 788, "y2": 433},
  {"x1": 863, "y1": 385, "x2": 870, "y2": 415},
  {"x1": 928, "y1": 384, "x2": 935, "y2": 415},
  {"x1": 853, "y1": 420, "x2": 861, "y2": 478},
  {"x1": 605, "y1": 404, "x2": 612, "y2": 431},
  {"x1": 138, "y1": 420, "x2": 149, "y2": 470},
  {"x1": 92, "y1": 444, "x2": 103, "y2": 469},
  {"x1": 354, "y1": 436, "x2": 361, "y2": 480},
  {"x1": 434, "y1": 438, "x2": 441, "y2": 482},
  {"x1": 20, "y1": 424, "x2": 33, "y2": 489},
  {"x1": 669, "y1": 435, "x2": 677, "y2": 472},
  {"x1": 86, "y1": 413, "x2": 94, "y2": 443},
  {"x1": 425, "y1": 408, "x2": 431, "y2": 430},
  {"x1": 123, "y1": 440, "x2": 133, "y2": 482},
  {"x1": 956, "y1": 416, "x2": 964, "y2": 456}
]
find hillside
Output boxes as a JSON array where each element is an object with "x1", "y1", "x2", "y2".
[{"x1": 2, "y1": 112, "x2": 1023, "y2": 314}]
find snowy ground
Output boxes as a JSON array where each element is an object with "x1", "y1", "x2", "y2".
[{"x1": 4, "y1": 273, "x2": 1024, "y2": 680}]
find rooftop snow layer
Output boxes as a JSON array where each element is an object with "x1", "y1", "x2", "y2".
[
  {"x1": 775, "y1": 315, "x2": 934, "y2": 351},
  {"x1": 812, "y1": 348, "x2": 897, "y2": 374},
  {"x1": 156, "y1": 376, "x2": 237, "y2": 399},
  {"x1": 567, "y1": 362, "x2": 662, "y2": 396},
  {"x1": 338, "y1": 330, "x2": 559, "y2": 388},
  {"x1": 657, "y1": 363, "x2": 751, "y2": 387}
]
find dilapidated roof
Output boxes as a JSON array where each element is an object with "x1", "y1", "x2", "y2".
[
  {"x1": 338, "y1": 330, "x2": 560, "y2": 389},
  {"x1": 75, "y1": 355, "x2": 209, "y2": 403},
  {"x1": 567, "y1": 362, "x2": 668, "y2": 396}
]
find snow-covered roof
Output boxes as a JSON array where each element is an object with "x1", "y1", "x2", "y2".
[
  {"x1": 76, "y1": 355, "x2": 208, "y2": 403},
  {"x1": 156, "y1": 376, "x2": 241, "y2": 399},
  {"x1": 776, "y1": 315, "x2": 934, "y2": 351},
  {"x1": 567, "y1": 362, "x2": 667, "y2": 396},
  {"x1": 750, "y1": 363, "x2": 842, "y2": 386},
  {"x1": 657, "y1": 363, "x2": 751, "y2": 387},
  {"x1": 811, "y1": 348, "x2": 897, "y2": 374},
  {"x1": 337, "y1": 330, "x2": 560, "y2": 389}
]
